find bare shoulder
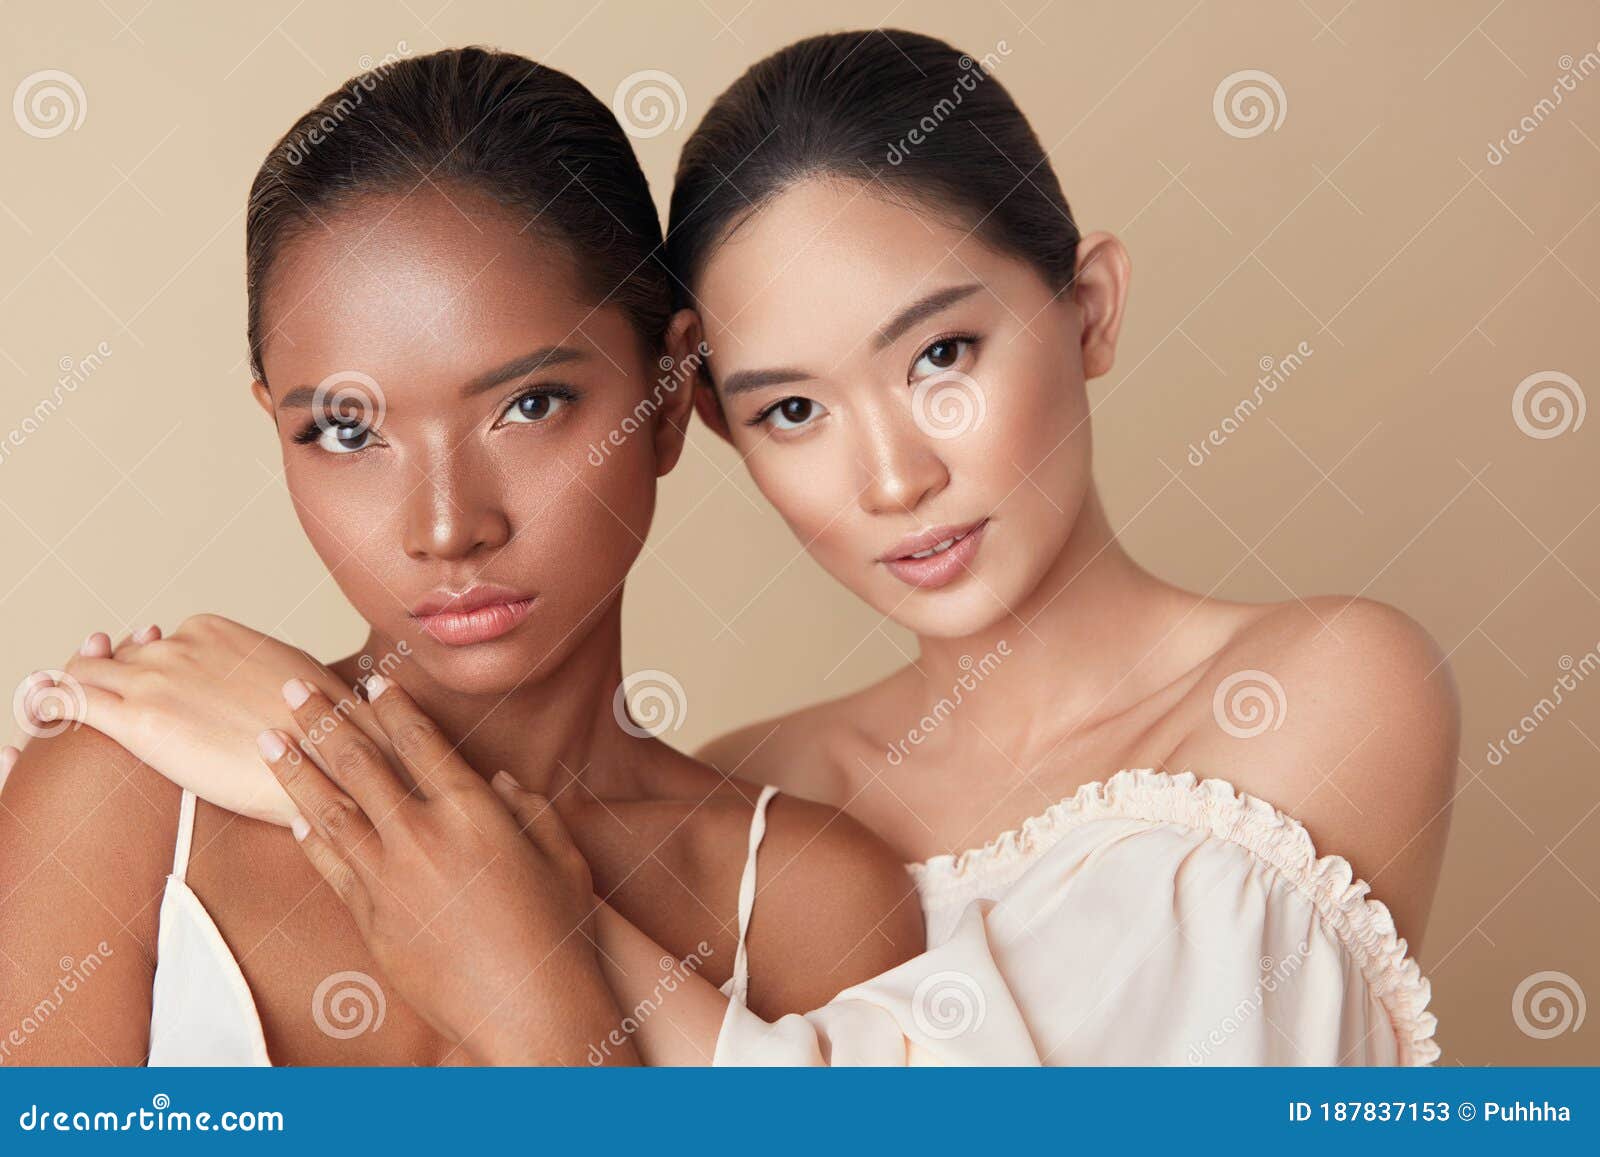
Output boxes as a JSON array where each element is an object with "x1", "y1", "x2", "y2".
[
  {"x1": 695, "y1": 684, "x2": 893, "y2": 806},
  {"x1": 741, "y1": 791, "x2": 925, "y2": 1019},
  {"x1": 0, "y1": 725, "x2": 181, "y2": 1063},
  {"x1": 1169, "y1": 595, "x2": 1460, "y2": 946}
]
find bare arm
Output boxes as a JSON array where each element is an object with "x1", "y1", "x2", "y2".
[{"x1": 0, "y1": 726, "x2": 180, "y2": 1065}]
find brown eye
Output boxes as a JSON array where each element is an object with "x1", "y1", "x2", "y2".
[
  {"x1": 763, "y1": 396, "x2": 827, "y2": 431},
  {"x1": 912, "y1": 337, "x2": 975, "y2": 380}
]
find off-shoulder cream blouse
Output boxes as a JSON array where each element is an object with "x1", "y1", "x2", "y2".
[{"x1": 714, "y1": 768, "x2": 1439, "y2": 1066}]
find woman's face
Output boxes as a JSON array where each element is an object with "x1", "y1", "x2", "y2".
[
  {"x1": 253, "y1": 188, "x2": 688, "y2": 695},
  {"x1": 691, "y1": 178, "x2": 1127, "y2": 639}
]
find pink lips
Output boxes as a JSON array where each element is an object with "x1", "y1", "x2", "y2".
[
  {"x1": 410, "y1": 584, "x2": 537, "y2": 646},
  {"x1": 879, "y1": 518, "x2": 989, "y2": 590}
]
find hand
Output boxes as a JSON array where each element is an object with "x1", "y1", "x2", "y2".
[
  {"x1": 9, "y1": 615, "x2": 378, "y2": 827},
  {"x1": 261, "y1": 673, "x2": 635, "y2": 1066}
]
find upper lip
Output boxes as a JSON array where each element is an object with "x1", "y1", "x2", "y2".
[
  {"x1": 409, "y1": 583, "x2": 534, "y2": 618},
  {"x1": 878, "y1": 518, "x2": 988, "y2": 562}
]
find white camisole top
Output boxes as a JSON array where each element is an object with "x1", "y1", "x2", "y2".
[
  {"x1": 713, "y1": 769, "x2": 1440, "y2": 1066},
  {"x1": 148, "y1": 784, "x2": 780, "y2": 1066}
]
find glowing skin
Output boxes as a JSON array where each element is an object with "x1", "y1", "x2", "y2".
[{"x1": 689, "y1": 178, "x2": 1114, "y2": 641}]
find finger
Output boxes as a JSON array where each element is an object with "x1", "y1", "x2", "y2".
[
  {"x1": 111, "y1": 624, "x2": 160, "y2": 657},
  {"x1": 134, "y1": 624, "x2": 162, "y2": 644},
  {"x1": 362, "y1": 674, "x2": 476, "y2": 799},
  {"x1": 256, "y1": 728, "x2": 380, "y2": 872},
  {"x1": 22, "y1": 680, "x2": 125, "y2": 734},
  {"x1": 489, "y1": 771, "x2": 577, "y2": 854},
  {"x1": 289, "y1": 815, "x2": 372, "y2": 922},
  {"x1": 61, "y1": 655, "x2": 141, "y2": 696},
  {"x1": 281, "y1": 678, "x2": 411, "y2": 821},
  {"x1": 79, "y1": 632, "x2": 113, "y2": 659}
]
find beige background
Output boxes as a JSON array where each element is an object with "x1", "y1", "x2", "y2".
[{"x1": 2, "y1": 1, "x2": 1596, "y2": 1064}]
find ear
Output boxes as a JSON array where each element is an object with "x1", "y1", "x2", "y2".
[
  {"x1": 652, "y1": 309, "x2": 706, "y2": 477},
  {"x1": 1070, "y1": 232, "x2": 1132, "y2": 380},
  {"x1": 250, "y1": 380, "x2": 275, "y2": 419}
]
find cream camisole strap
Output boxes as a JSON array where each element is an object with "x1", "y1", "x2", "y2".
[{"x1": 149, "y1": 784, "x2": 781, "y2": 1066}]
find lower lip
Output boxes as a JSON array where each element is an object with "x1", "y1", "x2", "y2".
[
  {"x1": 413, "y1": 598, "x2": 536, "y2": 646},
  {"x1": 882, "y1": 520, "x2": 988, "y2": 590}
]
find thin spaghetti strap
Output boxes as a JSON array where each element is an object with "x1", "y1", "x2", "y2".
[
  {"x1": 725, "y1": 784, "x2": 779, "y2": 1006},
  {"x1": 171, "y1": 789, "x2": 197, "y2": 882}
]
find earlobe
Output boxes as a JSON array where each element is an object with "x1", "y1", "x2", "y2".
[{"x1": 1072, "y1": 232, "x2": 1132, "y2": 380}]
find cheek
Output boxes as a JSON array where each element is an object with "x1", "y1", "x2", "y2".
[{"x1": 743, "y1": 436, "x2": 861, "y2": 563}]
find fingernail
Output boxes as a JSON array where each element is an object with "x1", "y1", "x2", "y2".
[
  {"x1": 364, "y1": 674, "x2": 389, "y2": 700},
  {"x1": 491, "y1": 769, "x2": 518, "y2": 792},
  {"x1": 256, "y1": 730, "x2": 287, "y2": 761},
  {"x1": 135, "y1": 625, "x2": 157, "y2": 642},
  {"x1": 281, "y1": 678, "x2": 310, "y2": 708},
  {"x1": 80, "y1": 633, "x2": 98, "y2": 656},
  {"x1": 290, "y1": 815, "x2": 311, "y2": 842}
]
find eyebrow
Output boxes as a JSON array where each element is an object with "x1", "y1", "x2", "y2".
[
  {"x1": 716, "y1": 283, "x2": 984, "y2": 399},
  {"x1": 276, "y1": 345, "x2": 588, "y2": 409}
]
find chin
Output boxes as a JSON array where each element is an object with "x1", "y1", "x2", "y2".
[
  {"x1": 874, "y1": 581, "x2": 1020, "y2": 640},
  {"x1": 406, "y1": 632, "x2": 557, "y2": 698}
]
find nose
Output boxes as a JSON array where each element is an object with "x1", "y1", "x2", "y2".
[
  {"x1": 858, "y1": 405, "x2": 950, "y2": 516},
  {"x1": 402, "y1": 446, "x2": 512, "y2": 562}
]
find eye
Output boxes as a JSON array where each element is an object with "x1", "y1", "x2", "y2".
[
  {"x1": 500, "y1": 387, "x2": 575, "y2": 425},
  {"x1": 754, "y1": 396, "x2": 828, "y2": 432},
  {"x1": 294, "y1": 417, "x2": 378, "y2": 455},
  {"x1": 911, "y1": 336, "x2": 977, "y2": 380}
]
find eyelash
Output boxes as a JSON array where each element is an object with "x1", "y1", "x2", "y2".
[
  {"x1": 289, "y1": 385, "x2": 580, "y2": 449},
  {"x1": 744, "y1": 333, "x2": 982, "y2": 430}
]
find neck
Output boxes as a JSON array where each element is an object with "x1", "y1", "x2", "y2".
[
  {"x1": 348, "y1": 599, "x2": 652, "y2": 800},
  {"x1": 909, "y1": 485, "x2": 1200, "y2": 743}
]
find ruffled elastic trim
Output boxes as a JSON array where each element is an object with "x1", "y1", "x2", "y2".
[{"x1": 907, "y1": 768, "x2": 1441, "y2": 1066}]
